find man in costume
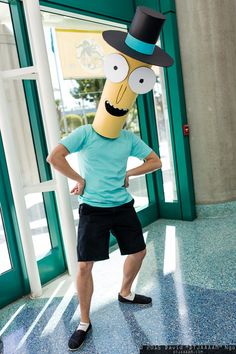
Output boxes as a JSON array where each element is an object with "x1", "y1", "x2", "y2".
[{"x1": 47, "y1": 6, "x2": 173, "y2": 351}]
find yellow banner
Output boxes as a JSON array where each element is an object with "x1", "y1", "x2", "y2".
[{"x1": 55, "y1": 29, "x2": 113, "y2": 79}]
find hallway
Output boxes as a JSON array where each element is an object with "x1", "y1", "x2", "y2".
[{"x1": 0, "y1": 205, "x2": 235, "y2": 354}]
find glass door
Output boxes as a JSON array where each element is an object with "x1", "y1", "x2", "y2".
[
  {"x1": 0, "y1": 137, "x2": 27, "y2": 309},
  {"x1": 1, "y1": 1, "x2": 66, "y2": 287}
]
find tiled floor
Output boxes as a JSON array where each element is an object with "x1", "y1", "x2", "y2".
[{"x1": 0, "y1": 212, "x2": 236, "y2": 354}]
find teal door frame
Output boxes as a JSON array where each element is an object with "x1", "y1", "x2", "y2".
[
  {"x1": 135, "y1": 0, "x2": 196, "y2": 220},
  {"x1": 0, "y1": 135, "x2": 29, "y2": 309}
]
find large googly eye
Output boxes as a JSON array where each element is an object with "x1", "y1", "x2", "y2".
[
  {"x1": 103, "y1": 53, "x2": 129, "y2": 83},
  {"x1": 128, "y1": 67, "x2": 156, "y2": 94}
]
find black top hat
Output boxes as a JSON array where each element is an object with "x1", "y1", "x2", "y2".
[{"x1": 103, "y1": 6, "x2": 174, "y2": 67}]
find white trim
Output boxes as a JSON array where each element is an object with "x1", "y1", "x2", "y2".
[
  {"x1": 23, "y1": 180, "x2": 57, "y2": 194},
  {"x1": 1, "y1": 66, "x2": 38, "y2": 80}
]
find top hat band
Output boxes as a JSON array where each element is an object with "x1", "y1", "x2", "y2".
[{"x1": 125, "y1": 33, "x2": 155, "y2": 55}]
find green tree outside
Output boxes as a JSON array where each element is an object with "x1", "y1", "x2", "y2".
[{"x1": 70, "y1": 78, "x2": 105, "y2": 108}]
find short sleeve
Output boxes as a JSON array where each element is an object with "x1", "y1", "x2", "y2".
[
  {"x1": 130, "y1": 133, "x2": 152, "y2": 159},
  {"x1": 59, "y1": 125, "x2": 89, "y2": 153}
]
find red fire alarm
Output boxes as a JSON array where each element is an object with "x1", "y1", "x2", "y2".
[{"x1": 183, "y1": 124, "x2": 189, "y2": 136}]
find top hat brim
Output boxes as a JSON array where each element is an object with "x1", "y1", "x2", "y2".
[{"x1": 103, "y1": 31, "x2": 174, "y2": 67}]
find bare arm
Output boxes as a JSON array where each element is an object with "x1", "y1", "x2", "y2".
[
  {"x1": 47, "y1": 144, "x2": 85, "y2": 195},
  {"x1": 124, "y1": 150, "x2": 162, "y2": 187}
]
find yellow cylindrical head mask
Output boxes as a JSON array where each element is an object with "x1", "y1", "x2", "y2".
[
  {"x1": 92, "y1": 53, "x2": 155, "y2": 139},
  {"x1": 92, "y1": 7, "x2": 174, "y2": 138}
]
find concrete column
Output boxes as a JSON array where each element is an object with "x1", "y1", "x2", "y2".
[{"x1": 175, "y1": 0, "x2": 236, "y2": 204}]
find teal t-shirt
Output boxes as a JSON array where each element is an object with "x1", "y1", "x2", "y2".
[{"x1": 60, "y1": 124, "x2": 152, "y2": 207}]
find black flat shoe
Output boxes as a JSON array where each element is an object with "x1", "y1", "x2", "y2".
[
  {"x1": 68, "y1": 323, "x2": 92, "y2": 351},
  {"x1": 118, "y1": 293, "x2": 152, "y2": 304}
]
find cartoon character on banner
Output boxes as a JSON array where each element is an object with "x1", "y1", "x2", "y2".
[{"x1": 92, "y1": 6, "x2": 174, "y2": 139}]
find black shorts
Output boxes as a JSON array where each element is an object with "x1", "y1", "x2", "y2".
[{"x1": 77, "y1": 199, "x2": 146, "y2": 261}]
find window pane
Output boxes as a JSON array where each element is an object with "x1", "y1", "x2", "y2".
[
  {"x1": 0, "y1": 209, "x2": 12, "y2": 274},
  {"x1": 25, "y1": 193, "x2": 52, "y2": 260},
  {"x1": 0, "y1": 3, "x2": 40, "y2": 187},
  {"x1": 153, "y1": 66, "x2": 178, "y2": 202}
]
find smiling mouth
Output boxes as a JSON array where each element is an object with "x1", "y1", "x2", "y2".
[{"x1": 105, "y1": 100, "x2": 129, "y2": 117}]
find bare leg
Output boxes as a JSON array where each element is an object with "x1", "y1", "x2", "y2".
[
  {"x1": 119, "y1": 249, "x2": 146, "y2": 297},
  {"x1": 76, "y1": 261, "x2": 94, "y2": 323}
]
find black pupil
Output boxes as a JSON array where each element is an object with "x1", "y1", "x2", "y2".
[
  {"x1": 114, "y1": 66, "x2": 118, "y2": 70},
  {"x1": 139, "y1": 79, "x2": 144, "y2": 84}
]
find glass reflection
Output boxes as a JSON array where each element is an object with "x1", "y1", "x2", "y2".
[
  {"x1": 0, "y1": 209, "x2": 12, "y2": 275},
  {"x1": 25, "y1": 193, "x2": 52, "y2": 260},
  {"x1": 153, "y1": 66, "x2": 177, "y2": 202}
]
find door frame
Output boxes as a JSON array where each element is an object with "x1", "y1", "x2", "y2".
[{"x1": 8, "y1": 0, "x2": 67, "y2": 284}]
